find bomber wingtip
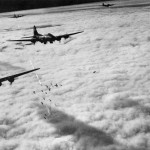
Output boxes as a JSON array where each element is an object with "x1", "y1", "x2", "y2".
[
  {"x1": 35, "y1": 68, "x2": 40, "y2": 70},
  {"x1": 78, "y1": 31, "x2": 84, "y2": 34}
]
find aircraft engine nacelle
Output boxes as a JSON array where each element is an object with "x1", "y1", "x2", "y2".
[
  {"x1": 40, "y1": 37, "x2": 47, "y2": 44},
  {"x1": 8, "y1": 78, "x2": 15, "y2": 85},
  {"x1": 64, "y1": 35, "x2": 69, "y2": 39},
  {"x1": 0, "y1": 82, "x2": 2, "y2": 86},
  {"x1": 56, "y1": 37, "x2": 61, "y2": 41},
  {"x1": 31, "y1": 39, "x2": 36, "y2": 44},
  {"x1": 44, "y1": 40, "x2": 47, "y2": 44}
]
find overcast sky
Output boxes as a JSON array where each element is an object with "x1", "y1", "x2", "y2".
[{"x1": 0, "y1": 0, "x2": 110, "y2": 13}]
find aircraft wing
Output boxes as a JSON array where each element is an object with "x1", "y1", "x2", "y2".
[
  {"x1": 56, "y1": 31, "x2": 83, "y2": 39},
  {"x1": 9, "y1": 68, "x2": 40, "y2": 78},
  {"x1": 8, "y1": 39, "x2": 33, "y2": 42},
  {"x1": 22, "y1": 36, "x2": 34, "y2": 38},
  {"x1": 0, "y1": 68, "x2": 40, "y2": 84}
]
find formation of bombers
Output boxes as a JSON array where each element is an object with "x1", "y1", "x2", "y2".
[
  {"x1": 1, "y1": 22, "x2": 83, "y2": 86},
  {"x1": 0, "y1": 2, "x2": 114, "y2": 86}
]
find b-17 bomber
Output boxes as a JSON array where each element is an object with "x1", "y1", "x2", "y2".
[
  {"x1": 8, "y1": 26, "x2": 83, "y2": 44},
  {"x1": 102, "y1": 3, "x2": 115, "y2": 7},
  {"x1": 0, "y1": 68, "x2": 40, "y2": 86},
  {"x1": 10, "y1": 14, "x2": 25, "y2": 18}
]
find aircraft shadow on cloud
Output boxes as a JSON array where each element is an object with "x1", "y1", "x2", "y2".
[
  {"x1": 8, "y1": 26, "x2": 83, "y2": 44},
  {"x1": 0, "y1": 68, "x2": 40, "y2": 86},
  {"x1": 35, "y1": 103, "x2": 115, "y2": 147}
]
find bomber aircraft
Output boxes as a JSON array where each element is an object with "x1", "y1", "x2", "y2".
[
  {"x1": 10, "y1": 14, "x2": 24, "y2": 18},
  {"x1": 9, "y1": 26, "x2": 83, "y2": 44},
  {"x1": 102, "y1": 3, "x2": 114, "y2": 7},
  {"x1": 0, "y1": 68, "x2": 40, "y2": 86}
]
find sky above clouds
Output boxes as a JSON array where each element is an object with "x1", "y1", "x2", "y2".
[
  {"x1": 0, "y1": 0, "x2": 101, "y2": 13},
  {"x1": 0, "y1": 1, "x2": 150, "y2": 150}
]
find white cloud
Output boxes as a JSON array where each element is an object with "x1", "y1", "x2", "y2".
[{"x1": 0, "y1": 1, "x2": 150, "y2": 150}]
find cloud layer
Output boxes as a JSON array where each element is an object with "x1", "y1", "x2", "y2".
[{"x1": 0, "y1": 2, "x2": 150, "y2": 150}]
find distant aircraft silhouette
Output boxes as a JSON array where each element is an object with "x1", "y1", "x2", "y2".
[
  {"x1": 10, "y1": 14, "x2": 24, "y2": 18},
  {"x1": 8, "y1": 26, "x2": 83, "y2": 44},
  {"x1": 102, "y1": 3, "x2": 114, "y2": 7},
  {"x1": 0, "y1": 68, "x2": 40, "y2": 86}
]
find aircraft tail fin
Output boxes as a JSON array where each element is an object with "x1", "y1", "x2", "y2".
[{"x1": 33, "y1": 25, "x2": 39, "y2": 36}]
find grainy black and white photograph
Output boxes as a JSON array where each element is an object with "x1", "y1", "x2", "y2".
[{"x1": 0, "y1": 0, "x2": 150, "y2": 149}]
